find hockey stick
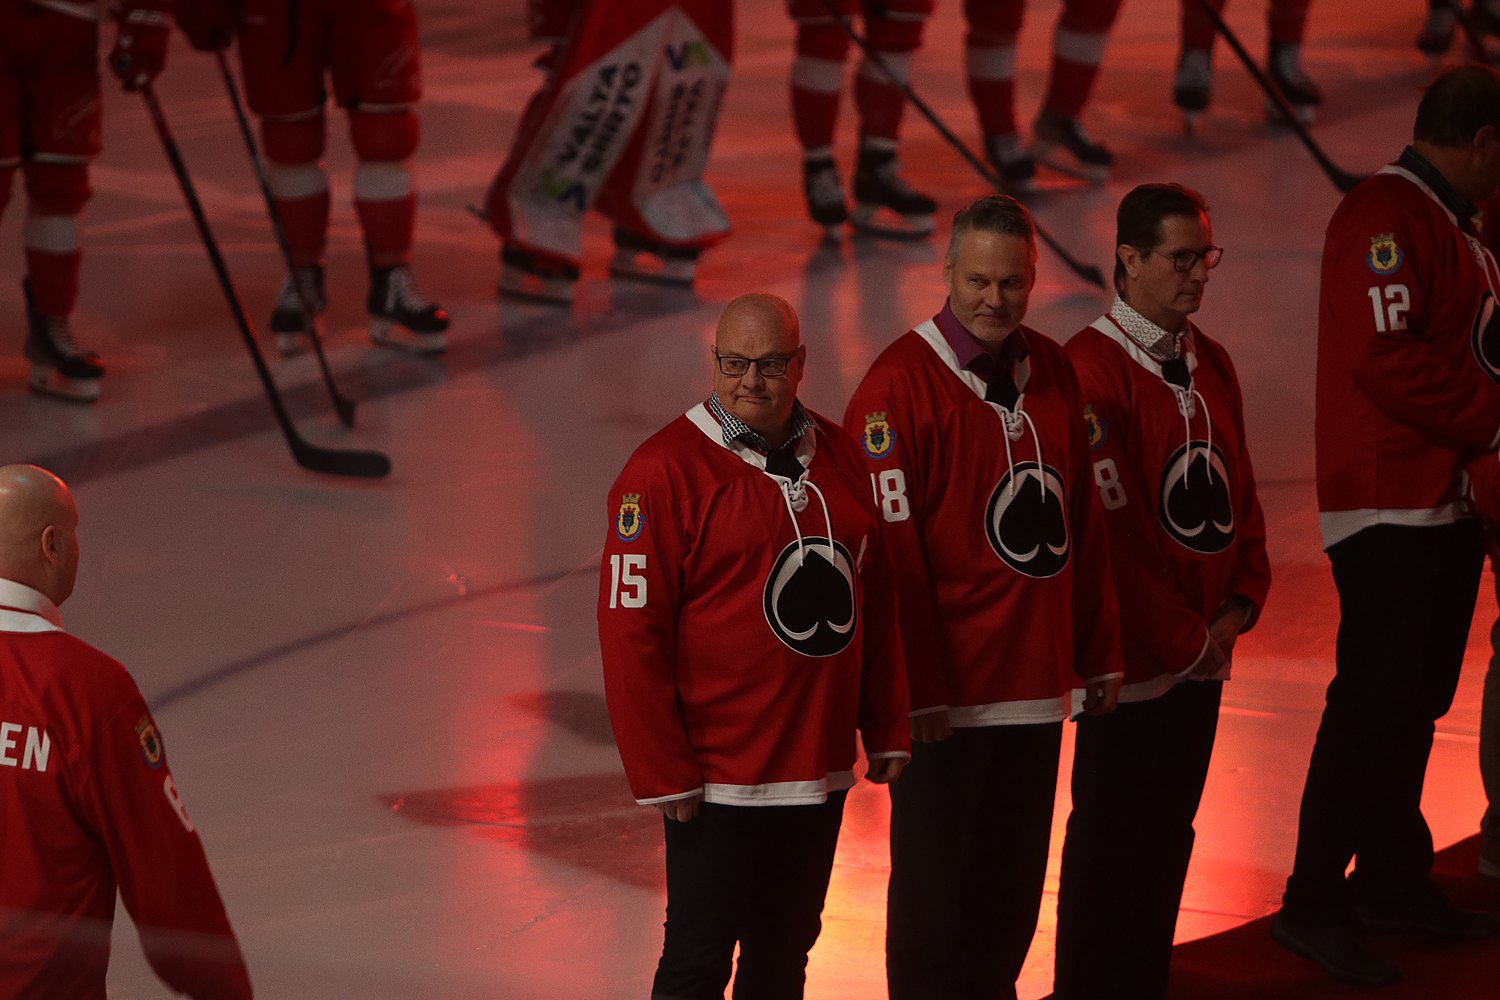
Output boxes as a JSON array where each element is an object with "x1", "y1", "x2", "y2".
[
  {"x1": 813, "y1": 0, "x2": 1105, "y2": 289},
  {"x1": 1443, "y1": 0, "x2": 1500, "y2": 67},
  {"x1": 136, "y1": 84, "x2": 392, "y2": 478},
  {"x1": 215, "y1": 52, "x2": 356, "y2": 428},
  {"x1": 1195, "y1": 0, "x2": 1365, "y2": 194}
]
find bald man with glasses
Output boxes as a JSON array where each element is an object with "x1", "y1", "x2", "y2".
[{"x1": 599, "y1": 293, "x2": 910, "y2": 1000}]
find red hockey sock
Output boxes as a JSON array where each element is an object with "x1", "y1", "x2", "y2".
[
  {"x1": 966, "y1": 45, "x2": 1018, "y2": 137},
  {"x1": 272, "y1": 190, "x2": 330, "y2": 269},
  {"x1": 790, "y1": 23, "x2": 847, "y2": 152},
  {"x1": 1268, "y1": 0, "x2": 1311, "y2": 45},
  {"x1": 355, "y1": 162, "x2": 414, "y2": 268},
  {"x1": 1180, "y1": 0, "x2": 1225, "y2": 53},
  {"x1": 24, "y1": 212, "x2": 82, "y2": 316},
  {"x1": 1041, "y1": 0, "x2": 1123, "y2": 120},
  {"x1": 854, "y1": 58, "x2": 909, "y2": 141}
]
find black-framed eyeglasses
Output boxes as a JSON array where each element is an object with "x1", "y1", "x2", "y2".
[
  {"x1": 714, "y1": 349, "x2": 801, "y2": 378},
  {"x1": 1142, "y1": 245, "x2": 1224, "y2": 272}
]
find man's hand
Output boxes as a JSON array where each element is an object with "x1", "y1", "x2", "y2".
[
  {"x1": 909, "y1": 709, "x2": 953, "y2": 743},
  {"x1": 655, "y1": 794, "x2": 702, "y2": 822},
  {"x1": 866, "y1": 756, "x2": 907, "y2": 784},
  {"x1": 1081, "y1": 674, "x2": 1121, "y2": 715},
  {"x1": 1207, "y1": 599, "x2": 1249, "y2": 662},
  {"x1": 178, "y1": 0, "x2": 240, "y2": 52},
  {"x1": 1184, "y1": 633, "x2": 1230, "y2": 680},
  {"x1": 110, "y1": 3, "x2": 172, "y2": 91}
]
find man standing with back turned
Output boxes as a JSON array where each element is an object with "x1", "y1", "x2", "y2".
[
  {"x1": 0, "y1": 464, "x2": 252, "y2": 999},
  {"x1": 1275, "y1": 65, "x2": 1500, "y2": 988}
]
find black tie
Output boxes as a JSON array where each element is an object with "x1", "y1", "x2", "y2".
[
  {"x1": 984, "y1": 367, "x2": 1019, "y2": 408},
  {"x1": 766, "y1": 443, "x2": 803, "y2": 480},
  {"x1": 1161, "y1": 356, "x2": 1191, "y2": 390}
]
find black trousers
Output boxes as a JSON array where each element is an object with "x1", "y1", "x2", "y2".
[
  {"x1": 1283, "y1": 521, "x2": 1485, "y2": 921},
  {"x1": 886, "y1": 722, "x2": 1063, "y2": 1000},
  {"x1": 1052, "y1": 680, "x2": 1224, "y2": 1000},
  {"x1": 652, "y1": 792, "x2": 847, "y2": 1000}
]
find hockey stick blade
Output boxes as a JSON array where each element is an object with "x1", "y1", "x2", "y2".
[
  {"x1": 139, "y1": 85, "x2": 391, "y2": 479},
  {"x1": 814, "y1": 0, "x2": 1105, "y2": 289},
  {"x1": 1196, "y1": 0, "x2": 1366, "y2": 194},
  {"x1": 216, "y1": 52, "x2": 357, "y2": 428}
]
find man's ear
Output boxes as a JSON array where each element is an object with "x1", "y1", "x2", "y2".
[{"x1": 39, "y1": 525, "x2": 58, "y2": 566}]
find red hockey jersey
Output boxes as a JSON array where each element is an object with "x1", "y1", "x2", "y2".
[
  {"x1": 843, "y1": 315, "x2": 1121, "y2": 725},
  {"x1": 1067, "y1": 314, "x2": 1272, "y2": 701},
  {"x1": 1316, "y1": 161, "x2": 1500, "y2": 549},
  {"x1": 0, "y1": 583, "x2": 251, "y2": 1000},
  {"x1": 598, "y1": 403, "x2": 910, "y2": 806}
]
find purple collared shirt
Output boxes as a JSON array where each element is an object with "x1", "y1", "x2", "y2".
[{"x1": 933, "y1": 299, "x2": 1027, "y2": 383}]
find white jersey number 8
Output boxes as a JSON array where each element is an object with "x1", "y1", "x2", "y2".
[
  {"x1": 871, "y1": 469, "x2": 911, "y2": 522},
  {"x1": 1093, "y1": 458, "x2": 1128, "y2": 511}
]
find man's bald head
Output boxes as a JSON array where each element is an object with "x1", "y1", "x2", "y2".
[
  {"x1": 0, "y1": 465, "x2": 81, "y2": 606},
  {"x1": 711, "y1": 293, "x2": 806, "y2": 447}
]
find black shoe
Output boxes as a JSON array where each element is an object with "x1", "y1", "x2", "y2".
[
  {"x1": 802, "y1": 155, "x2": 849, "y2": 235},
  {"x1": 269, "y1": 265, "x2": 325, "y2": 356},
  {"x1": 499, "y1": 243, "x2": 579, "y2": 304},
  {"x1": 367, "y1": 265, "x2": 449, "y2": 354},
  {"x1": 851, "y1": 143, "x2": 936, "y2": 238},
  {"x1": 1355, "y1": 886, "x2": 1500, "y2": 941},
  {"x1": 1417, "y1": 4, "x2": 1458, "y2": 57},
  {"x1": 983, "y1": 134, "x2": 1036, "y2": 197},
  {"x1": 1270, "y1": 911, "x2": 1401, "y2": 988},
  {"x1": 609, "y1": 226, "x2": 700, "y2": 286},
  {"x1": 23, "y1": 278, "x2": 103, "y2": 402},
  {"x1": 1032, "y1": 109, "x2": 1113, "y2": 182},
  {"x1": 1266, "y1": 42, "x2": 1322, "y2": 123}
]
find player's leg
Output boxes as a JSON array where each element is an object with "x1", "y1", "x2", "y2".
[
  {"x1": 1173, "y1": 0, "x2": 1222, "y2": 130},
  {"x1": 789, "y1": 0, "x2": 853, "y2": 234},
  {"x1": 19, "y1": 10, "x2": 104, "y2": 402},
  {"x1": 1482, "y1": 553, "x2": 1500, "y2": 880},
  {"x1": 653, "y1": 804, "x2": 745, "y2": 1000},
  {"x1": 336, "y1": 0, "x2": 447, "y2": 353},
  {"x1": 238, "y1": 0, "x2": 332, "y2": 355},
  {"x1": 1033, "y1": 0, "x2": 1123, "y2": 183},
  {"x1": 1266, "y1": 0, "x2": 1321, "y2": 123},
  {"x1": 963, "y1": 0, "x2": 1032, "y2": 195},
  {"x1": 851, "y1": 0, "x2": 936, "y2": 237}
]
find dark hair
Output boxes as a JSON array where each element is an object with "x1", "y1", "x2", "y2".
[
  {"x1": 1413, "y1": 65, "x2": 1500, "y2": 147},
  {"x1": 1113, "y1": 183, "x2": 1210, "y2": 295},
  {"x1": 947, "y1": 194, "x2": 1036, "y2": 263}
]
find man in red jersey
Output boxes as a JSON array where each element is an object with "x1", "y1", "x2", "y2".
[
  {"x1": 598, "y1": 293, "x2": 909, "y2": 999},
  {"x1": 1275, "y1": 65, "x2": 1500, "y2": 988},
  {"x1": 1054, "y1": 183, "x2": 1271, "y2": 1000},
  {"x1": 0, "y1": 464, "x2": 252, "y2": 999},
  {"x1": 843, "y1": 194, "x2": 1121, "y2": 999}
]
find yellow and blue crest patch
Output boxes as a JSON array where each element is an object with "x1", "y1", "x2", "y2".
[
  {"x1": 135, "y1": 717, "x2": 163, "y2": 768},
  {"x1": 615, "y1": 492, "x2": 645, "y2": 542},
  {"x1": 862, "y1": 411, "x2": 896, "y2": 460},
  {"x1": 1084, "y1": 404, "x2": 1106, "y2": 450},
  {"x1": 1366, "y1": 233, "x2": 1404, "y2": 275}
]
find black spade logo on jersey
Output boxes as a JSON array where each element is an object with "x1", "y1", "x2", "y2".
[
  {"x1": 1471, "y1": 291, "x2": 1500, "y2": 384},
  {"x1": 762, "y1": 537, "x2": 858, "y2": 657},
  {"x1": 1160, "y1": 440, "x2": 1235, "y2": 553},
  {"x1": 984, "y1": 462, "x2": 1070, "y2": 578}
]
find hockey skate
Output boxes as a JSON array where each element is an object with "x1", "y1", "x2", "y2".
[
  {"x1": 368, "y1": 265, "x2": 448, "y2": 355},
  {"x1": 984, "y1": 134, "x2": 1037, "y2": 197},
  {"x1": 499, "y1": 244, "x2": 578, "y2": 305},
  {"x1": 269, "y1": 265, "x2": 326, "y2": 357},
  {"x1": 802, "y1": 155, "x2": 849, "y2": 239},
  {"x1": 22, "y1": 279, "x2": 103, "y2": 403},
  {"x1": 851, "y1": 145, "x2": 935, "y2": 239},
  {"x1": 1417, "y1": 4, "x2": 1458, "y2": 59},
  {"x1": 1173, "y1": 49, "x2": 1213, "y2": 134},
  {"x1": 1266, "y1": 42, "x2": 1322, "y2": 126},
  {"x1": 1032, "y1": 110, "x2": 1113, "y2": 184},
  {"x1": 609, "y1": 227, "x2": 699, "y2": 286}
]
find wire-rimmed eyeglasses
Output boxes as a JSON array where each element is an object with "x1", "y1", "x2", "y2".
[
  {"x1": 714, "y1": 349, "x2": 802, "y2": 378},
  {"x1": 1142, "y1": 245, "x2": 1224, "y2": 272}
]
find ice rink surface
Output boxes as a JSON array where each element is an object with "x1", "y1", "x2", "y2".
[{"x1": 0, "y1": 1, "x2": 1492, "y2": 997}]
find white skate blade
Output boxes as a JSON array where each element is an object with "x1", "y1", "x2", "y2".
[
  {"x1": 1182, "y1": 110, "x2": 1201, "y2": 136},
  {"x1": 276, "y1": 332, "x2": 307, "y2": 357},
  {"x1": 28, "y1": 365, "x2": 99, "y2": 403},
  {"x1": 850, "y1": 204, "x2": 933, "y2": 239},
  {"x1": 499, "y1": 265, "x2": 575, "y2": 305},
  {"x1": 370, "y1": 318, "x2": 446, "y2": 356},
  {"x1": 1266, "y1": 100, "x2": 1316, "y2": 126},
  {"x1": 608, "y1": 249, "x2": 695, "y2": 286}
]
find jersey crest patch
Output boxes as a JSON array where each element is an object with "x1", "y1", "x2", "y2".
[
  {"x1": 1084, "y1": 405, "x2": 1106, "y2": 451},
  {"x1": 1160, "y1": 441, "x2": 1236, "y2": 553},
  {"x1": 1366, "y1": 233, "x2": 1404, "y2": 275},
  {"x1": 615, "y1": 493, "x2": 645, "y2": 542},
  {"x1": 985, "y1": 462, "x2": 1071, "y2": 578},
  {"x1": 135, "y1": 717, "x2": 163, "y2": 768},
  {"x1": 763, "y1": 536, "x2": 858, "y2": 657},
  {"x1": 862, "y1": 412, "x2": 896, "y2": 460}
]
